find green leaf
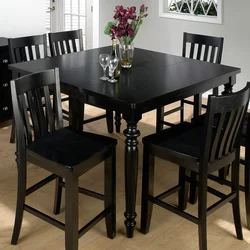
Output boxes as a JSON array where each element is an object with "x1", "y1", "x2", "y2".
[{"x1": 104, "y1": 22, "x2": 114, "y2": 35}]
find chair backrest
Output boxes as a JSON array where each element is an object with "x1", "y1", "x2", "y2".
[
  {"x1": 202, "y1": 82, "x2": 250, "y2": 166},
  {"x1": 182, "y1": 32, "x2": 224, "y2": 64},
  {"x1": 49, "y1": 29, "x2": 84, "y2": 57},
  {"x1": 10, "y1": 68, "x2": 63, "y2": 148},
  {"x1": 8, "y1": 34, "x2": 47, "y2": 63}
]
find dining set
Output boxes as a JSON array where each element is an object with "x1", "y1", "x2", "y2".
[{"x1": 4, "y1": 29, "x2": 250, "y2": 250}]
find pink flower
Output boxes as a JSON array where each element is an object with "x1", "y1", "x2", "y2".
[
  {"x1": 125, "y1": 6, "x2": 136, "y2": 19},
  {"x1": 140, "y1": 4, "x2": 148, "y2": 13},
  {"x1": 107, "y1": 4, "x2": 148, "y2": 44},
  {"x1": 113, "y1": 5, "x2": 124, "y2": 19},
  {"x1": 140, "y1": 4, "x2": 145, "y2": 12}
]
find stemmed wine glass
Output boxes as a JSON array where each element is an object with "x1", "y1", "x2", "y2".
[
  {"x1": 108, "y1": 55, "x2": 119, "y2": 83},
  {"x1": 99, "y1": 54, "x2": 110, "y2": 81}
]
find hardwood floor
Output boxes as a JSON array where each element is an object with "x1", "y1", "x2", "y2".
[{"x1": 0, "y1": 101, "x2": 250, "y2": 250}]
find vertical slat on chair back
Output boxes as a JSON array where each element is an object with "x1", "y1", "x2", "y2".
[
  {"x1": 202, "y1": 83, "x2": 250, "y2": 164},
  {"x1": 49, "y1": 29, "x2": 83, "y2": 57},
  {"x1": 8, "y1": 34, "x2": 47, "y2": 63},
  {"x1": 182, "y1": 32, "x2": 224, "y2": 64},
  {"x1": 10, "y1": 68, "x2": 63, "y2": 146}
]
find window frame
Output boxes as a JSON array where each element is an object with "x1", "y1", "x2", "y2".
[{"x1": 159, "y1": 0, "x2": 222, "y2": 24}]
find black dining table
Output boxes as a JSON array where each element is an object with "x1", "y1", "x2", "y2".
[{"x1": 8, "y1": 47, "x2": 240, "y2": 238}]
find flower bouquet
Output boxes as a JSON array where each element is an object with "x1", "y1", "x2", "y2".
[{"x1": 104, "y1": 4, "x2": 148, "y2": 68}]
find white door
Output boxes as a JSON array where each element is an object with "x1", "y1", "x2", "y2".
[
  {"x1": 46, "y1": 0, "x2": 57, "y2": 33},
  {"x1": 46, "y1": 0, "x2": 94, "y2": 49}
]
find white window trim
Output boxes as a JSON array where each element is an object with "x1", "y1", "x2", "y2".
[{"x1": 159, "y1": 0, "x2": 222, "y2": 24}]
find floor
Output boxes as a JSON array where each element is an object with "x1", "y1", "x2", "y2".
[{"x1": 0, "y1": 101, "x2": 250, "y2": 250}]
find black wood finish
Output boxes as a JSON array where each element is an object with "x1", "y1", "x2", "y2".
[
  {"x1": 49, "y1": 29, "x2": 84, "y2": 56},
  {"x1": 7, "y1": 34, "x2": 59, "y2": 143},
  {"x1": 115, "y1": 112, "x2": 122, "y2": 133},
  {"x1": 49, "y1": 29, "x2": 114, "y2": 133},
  {"x1": 243, "y1": 113, "x2": 250, "y2": 230},
  {"x1": 10, "y1": 68, "x2": 117, "y2": 250},
  {"x1": 140, "y1": 84, "x2": 250, "y2": 249},
  {"x1": 0, "y1": 37, "x2": 12, "y2": 128},
  {"x1": 9, "y1": 34, "x2": 48, "y2": 63},
  {"x1": 123, "y1": 116, "x2": 141, "y2": 237},
  {"x1": 191, "y1": 109, "x2": 250, "y2": 230},
  {"x1": 8, "y1": 47, "x2": 240, "y2": 238},
  {"x1": 156, "y1": 32, "x2": 224, "y2": 132}
]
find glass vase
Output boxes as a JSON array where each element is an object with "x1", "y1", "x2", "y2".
[{"x1": 119, "y1": 43, "x2": 134, "y2": 68}]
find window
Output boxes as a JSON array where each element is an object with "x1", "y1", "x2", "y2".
[
  {"x1": 64, "y1": 0, "x2": 87, "y2": 47},
  {"x1": 45, "y1": 0, "x2": 89, "y2": 49},
  {"x1": 159, "y1": 0, "x2": 222, "y2": 24},
  {"x1": 46, "y1": 0, "x2": 52, "y2": 33}
]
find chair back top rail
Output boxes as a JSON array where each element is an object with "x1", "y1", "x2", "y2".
[
  {"x1": 203, "y1": 83, "x2": 250, "y2": 164},
  {"x1": 49, "y1": 29, "x2": 83, "y2": 56},
  {"x1": 11, "y1": 68, "x2": 63, "y2": 146},
  {"x1": 182, "y1": 32, "x2": 224, "y2": 64},
  {"x1": 8, "y1": 34, "x2": 47, "y2": 63}
]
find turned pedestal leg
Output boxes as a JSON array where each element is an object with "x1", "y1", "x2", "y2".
[{"x1": 123, "y1": 118, "x2": 140, "y2": 238}]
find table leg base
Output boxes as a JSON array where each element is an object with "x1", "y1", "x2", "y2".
[
  {"x1": 124, "y1": 211, "x2": 137, "y2": 238},
  {"x1": 125, "y1": 225, "x2": 135, "y2": 238}
]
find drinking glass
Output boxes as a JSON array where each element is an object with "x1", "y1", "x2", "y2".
[
  {"x1": 108, "y1": 55, "x2": 119, "y2": 83},
  {"x1": 99, "y1": 54, "x2": 110, "y2": 80}
]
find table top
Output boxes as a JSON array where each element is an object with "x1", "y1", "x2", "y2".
[{"x1": 9, "y1": 47, "x2": 240, "y2": 112}]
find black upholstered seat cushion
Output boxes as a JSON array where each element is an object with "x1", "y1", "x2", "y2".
[
  {"x1": 27, "y1": 127, "x2": 117, "y2": 167},
  {"x1": 143, "y1": 122, "x2": 204, "y2": 158}
]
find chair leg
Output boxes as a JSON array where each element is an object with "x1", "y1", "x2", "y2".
[
  {"x1": 178, "y1": 166, "x2": 188, "y2": 211},
  {"x1": 104, "y1": 147, "x2": 116, "y2": 239},
  {"x1": 245, "y1": 144, "x2": 250, "y2": 230},
  {"x1": 218, "y1": 165, "x2": 230, "y2": 183},
  {"x1": 140, "y1": 145, "x2": 155, "y2": 234},
  {"x1": 193, "y1": 94, "x2": 202, "y2": 118},
  {"x1": 11, "y1": 162, "x2": 27, "y2": 245},
  {"x1": 212, "y1": 87, "x2": 219, "y2": 96},
  {"x1": 65, "y1": 174, "x2": 79, "y2": 250},
  {"x1": 198, "y1": 171, "x2": 208, "y2": 250},
  {"x1": 231, "y1": 155, "x2": 243, "y2": 240},
  {"x1": 180, "y1": 100, "x2": 184, "y2": 123},
  {"x1": 156, "y1": 107, "x2": 164, "y2": 133},
  {"x1": 114, "y1": 112, "x2": 122, "y2": 133},
  {"x1": 106, "y1": 110, "x2": 114, "y2": 133},
  {"x1": 189, "y1": 171, "x2": 198, "y2": 204},
  {"x1": 53, "y1": 177, "x2": 63, "y2": 215},
  {"x1": 10, "y1": 118, "x2": 16, "y2": 143}
]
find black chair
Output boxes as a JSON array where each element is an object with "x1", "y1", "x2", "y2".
[
  {"x1": 49, "y1": 29, "x2": 115, "y2": 133},
  {"x1": 156, "y1": 32, "x2": 224, "y2": 132},
  {"x1": 239, "y1": 113, "x2": 250, "y2": 229},
  {"x1": 141, "y1": 83, "x2": 250, "y2": 250},
  {"x1": 8, "y1": 34, "x2": 69, "y2": 142},
  {"x1": 190, "y1": 107, "x2": 250, "y2": 230},
  {"x1": 10, "y1": 68, "x2": 116, "y2": 250}
]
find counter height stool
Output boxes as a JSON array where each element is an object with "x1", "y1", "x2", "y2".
[
  {"x1": 49, "y1": 29, "x2": 115, "y2": 133},
  {"x1": 191, "y1": 105, "x2": 250, "y2": 230},
  {"x1": 8, "y1": 34, "x2": 57, "y2": 143},
  {"x1": 156, "y1": 32, "x2": 224, "y2": 132},
  {"x1": 141, "y1": 83, "x2": 250, "y2": 250},
  {"x1": 10, "y1": 68, "x2": 117, "y2": 250}
]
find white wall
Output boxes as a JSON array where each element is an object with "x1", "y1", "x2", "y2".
[
  {"x1": 100, "y1": 0, "x2": 250, "y2": 92},
  {"x1": 0, "y1": 0, "x2": 46, "y2": 38}
]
